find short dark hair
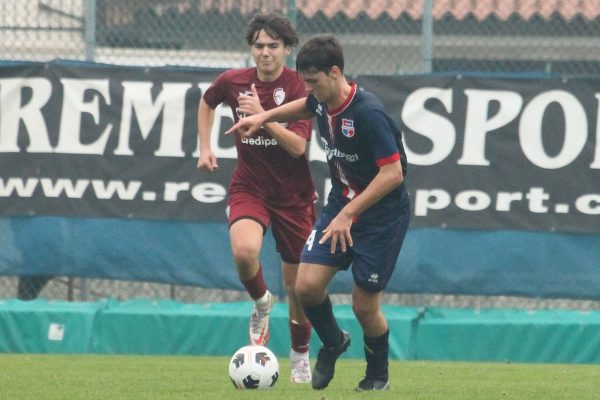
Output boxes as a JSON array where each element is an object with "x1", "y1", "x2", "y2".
[
  {"x1": 245, "y1": 13, "x2": 299, "y2": 47},
  {"x1": 296, "y1": 35, "x2": 344, "y2": 73}
]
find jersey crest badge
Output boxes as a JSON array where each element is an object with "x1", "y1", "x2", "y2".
[
  {"x1": 273, "y1": 88, "x2": 285, "y2": 105},
  {"x1": 341, "y1": 118, "x2": 355, "y2": 138}
]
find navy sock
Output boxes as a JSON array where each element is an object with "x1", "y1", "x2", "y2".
[
  {"x1": 302, "y1": 295, "x2": 343, "y2": 348},
  {"x1": 364, "y1": 329, "x2": 389, "y2": 381}
]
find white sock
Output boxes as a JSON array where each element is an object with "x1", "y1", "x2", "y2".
[
  {"x1": 290, "y1": 348, "x2": 309, "y2": 361},
  {"x1": 255, "y1": 290, "x2": 271, "y2": 310}
]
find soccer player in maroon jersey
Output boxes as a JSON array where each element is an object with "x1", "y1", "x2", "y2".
[
  {"x1": 228, "y1": 35, "x2": 410, "y2": 392},
  {"x1": 196, "y1": 13, "x2": 314, "y2": 383}
]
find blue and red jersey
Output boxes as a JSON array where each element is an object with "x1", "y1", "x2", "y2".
[{"x1": 306, "y1": 82, "x2": 408, "y2": 216}]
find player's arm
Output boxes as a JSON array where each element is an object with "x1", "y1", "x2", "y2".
[
  {"x1": 237, "y1": 84, "x2": 309, "y2": 157},
  {"x1": 226, "y1": 97, "x2": 312, "y2": 138},
  {"x1": 320, "y1": 160, "x2": 404, "y2": 253},
  {"x1": 340, "y1": 160, "x2": 404, "y2": 219},
  {"x1": 197, "y1": 97, "x2": 218, "y2": 172},
  {"x1": 262, "y1": 122, "x2": 308, "y2": 158}
]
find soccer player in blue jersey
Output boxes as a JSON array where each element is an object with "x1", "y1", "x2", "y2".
[{"x1": 227, "y1": 34, "x2": 410, "y2": 392}]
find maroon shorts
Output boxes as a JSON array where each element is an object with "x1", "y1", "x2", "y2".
[{"x1": 227, "y1": 191, "x2": 316, "y2": 264}]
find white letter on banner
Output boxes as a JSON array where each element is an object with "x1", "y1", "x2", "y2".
[
  {"x1": 591, "y1": 94, "x2": 600, "y2": 169},
  {"x1": 519, "y1": 90, "x2": 587, "y2": 169},
  {"x1": 164, "y1": 181, "x2": 190, "y2": 201},
  {"x1": 496, "y1": 191, "x2": 523, "y2": 212},
  {"x1": 414, "y1": 189, "x2": 451, "y2": 216},
  {"x1": 455, "y1": 190, "x2": 492, "y2": 211},
  {"x1": 401, "y1": 88, "x2": 455, "y2": 165},
  {"x1": 190, "y1": 182, "x2": 226, "y2": 203},
  {"x1": 0, "y1": 78, "x2": 52, "y2": 153},
  {"x1": 55, "y1": 79, "x2": 112, "y2": 154},
  {"x1": 116, "y1": 82, "x2": 191, "y2": 157},
  {"x1": 525, "y1": 187, "x2": 550, "y2": 213},
  {"x1": 576, "y1": 194, "x2": 600, "y2": 215},
  {"x1": 458, "y1": 90, "x2": 523, "y2": 166}
]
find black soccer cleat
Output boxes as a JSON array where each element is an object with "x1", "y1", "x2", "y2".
[
  {"x1": 311, "y1": 331, "x2": 351, "y2": 390},
  {"x1": 355, "y1": 377, "x2": 390, "y2": 391}
]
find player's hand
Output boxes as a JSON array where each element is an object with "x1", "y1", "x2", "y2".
[
  {"x1": 319, "y1": 211, "x2": 354, "y2": 253},
  {"x1": 237, "y1": 84, "x2": 263, "y2": 116},
  {"x1": 225, "y1": 113, "x2": 266, "y2": 138},
  {"x1": 197, "y1": 149, "x2": 218, "y2": 172}
]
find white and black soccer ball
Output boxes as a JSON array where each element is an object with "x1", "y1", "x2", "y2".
[{"x1": 228, "y1": 345, "x2": 279, "y2": 389}]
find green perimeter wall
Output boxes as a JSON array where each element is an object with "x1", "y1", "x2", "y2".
[{"x1": 2, "y1": 299, "x2": 600, "y2": 364}]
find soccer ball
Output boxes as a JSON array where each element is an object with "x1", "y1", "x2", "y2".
[{"x1": 228, "y1": 345, "x2": 279, "y2": 389}]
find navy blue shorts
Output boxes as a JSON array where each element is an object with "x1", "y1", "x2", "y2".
[{"x1": 300, "y1": 186, "x2": 410, "y2": 292}]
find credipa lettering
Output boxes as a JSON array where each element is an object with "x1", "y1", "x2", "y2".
[{"x1": 241, "y1": 136, "x2": 279, "y2": 147}]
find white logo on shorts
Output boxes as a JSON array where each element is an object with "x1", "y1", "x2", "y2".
[{"x1": 368, "y1": 273, "x2": 379, "y2": 283}]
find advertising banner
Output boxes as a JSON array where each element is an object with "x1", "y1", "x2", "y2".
[
  {"x1": 1, "y1": 62, "x2": 599, "y2": 233},
  {"x1": 358, "y1": 74, "x2": 600, "y2": 233}
]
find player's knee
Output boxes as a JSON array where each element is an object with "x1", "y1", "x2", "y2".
[
  {"x1": 351, "y1": 302, "x2": 367, "y2": 320},
  {"x1": 352, "y1": 301, "x2": 378, "y2": 325},
  {"x1": 231, "y1": 243, "x2": 260, "y2": 267},
  {"x1": 293, "y1": 279, "x2": 310, "y2": 302},
  {"x1": 294, "y1": 278, "x2": 319, "y2": 305}
]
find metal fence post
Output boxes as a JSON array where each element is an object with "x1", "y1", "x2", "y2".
[
  {"x1": 421, "y1": 0, "x2": 433, "y2": 73},
  {"x1": 287, "y1": 0, "x2": 298, "y2": 68},
  {"x1": 84, "y1": 0, "x2": 96, "y2": 62},
  {"x1": 79, "y1": 0, "x2": 97, "y2": 301}
]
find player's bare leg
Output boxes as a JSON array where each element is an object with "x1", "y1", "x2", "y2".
[
  {"x1": 283, "y1": 262, "x2": 312, "y2": 383},
  {"x1": 352, "y1": 285, "x2": 390, "y2": 391},
  {"x1": 230, "y1": 219, "x2": 273, "y2": 346}
]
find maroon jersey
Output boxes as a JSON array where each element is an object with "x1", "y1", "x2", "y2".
[{"x1": 202, "y1": 67, "x2": 315, "y2": 207}]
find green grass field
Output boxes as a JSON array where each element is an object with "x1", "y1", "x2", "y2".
[{"x1": 1, "y1": 354, "x2": 599, "y2": 399}]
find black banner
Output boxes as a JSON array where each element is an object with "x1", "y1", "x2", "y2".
[
  {"x1": 1, "y1": 62, "x2": 599, "y2": 233},
  {"x1": 0, "y1": 61, "x2": 228, "y2": 221},
  {"x1": 359, "y1": 74, "x2": 600, "y2": 233}
]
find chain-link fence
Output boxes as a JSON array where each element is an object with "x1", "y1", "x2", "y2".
[
  {"x1": 8, "y1": 275, "x2": 600, "y2": 311},
  {"x1": 3, "y1": 0, "x2": 600, "y2": 75},
  {"x1": 2, "y1": 0, "x2": 600, "y2": 305}
]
